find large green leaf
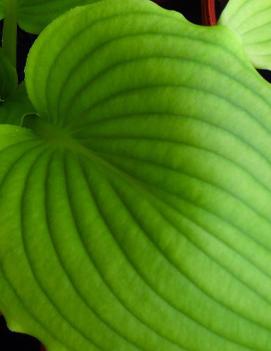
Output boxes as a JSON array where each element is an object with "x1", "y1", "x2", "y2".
[
  {"x1": 1, "y1": 0, "x2": 271, "y2": 350},
  {"x1": 0, "y1": 48, "x2": 17, "y2": 101},
  {"x1": 0, "y1": 83, "x2": 35, "y2": 125},
  {"x1": 0, "y1": 0, "x2": 102, "y2": 34},
  {"x1": 219, "y1": 0, "x2": 271, "y2": 70}
]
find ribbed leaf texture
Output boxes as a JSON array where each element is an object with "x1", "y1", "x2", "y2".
[
  {"x1": 1, "y1": 0, "x2": 271, "y2": 350},
  {"x1": 219, "y1": 0, "x2": 271, "y2": 70}
]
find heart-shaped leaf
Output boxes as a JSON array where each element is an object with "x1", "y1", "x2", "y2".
[
  {"x1": 1, "y1": 0, "x2": 271, "y2": 351},
  {"x1": 0, "y1": 0, "x2": 102, "y2": 34},
  {"x1": 219, "y1": 0, "x2": 271, "y2": 70},
  {"x1": 0, "y1": 48, "x2": 17, "y2": 101}
]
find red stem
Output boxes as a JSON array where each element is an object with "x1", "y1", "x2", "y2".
[{"x1": 201, "y1": 0, "x2": 217, "y2": 25}]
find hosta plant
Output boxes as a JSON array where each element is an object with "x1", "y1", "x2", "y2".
[{"x1": 1, "y1": 0, "x2": 271, "y2": 350}]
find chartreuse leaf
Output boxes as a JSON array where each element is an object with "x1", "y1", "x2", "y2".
[
  {"x1": 0, "y1": 0, "x2": 102, "y2": 34},
  {"x1": 1, "y1": 0, "x2": 271, "y2": 350},
  {"x1": 0, "y1": 83, "x2": 34, "y2": 125},
  {"x1": 0, "y1": 48, "x2": 17, "y2": 101},
  {"x1": 219, "y1": 0, "x2": 271, "y2": 70}
]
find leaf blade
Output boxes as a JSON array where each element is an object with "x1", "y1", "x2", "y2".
[
  {"x1": 2, "y1": 1, "x2": 271, "y2": 350},
  {"x1": 219, "y1": 0, "x2": 271, "y2": 70}
]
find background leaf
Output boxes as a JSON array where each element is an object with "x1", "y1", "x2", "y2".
[
  {"x1": 0, "y1": 48, "x2": 17, "y2": 101},
  {"x1": 219, "y1": 0, "x2": 271, "y2": 70},
  {"x1": 1, "y1": 0, "x2": 271, "y2": 351},
  {"x1": 0, "y1": 0, "x2": 102, "y2": 34},
  {"x1": 0, "y1": 1, "x2": 3, "y2": 20},
  {"x1": 0, "y1": 83, "x2": 34, "y2": 125}
]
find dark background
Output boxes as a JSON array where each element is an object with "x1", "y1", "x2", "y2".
[{"x1": 0, "y1": 0, "x2": 269, "y2": 350}]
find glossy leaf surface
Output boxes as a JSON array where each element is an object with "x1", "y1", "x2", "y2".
[{"x1": 1, "y1": 1, "x2": 271, "y2": 351}]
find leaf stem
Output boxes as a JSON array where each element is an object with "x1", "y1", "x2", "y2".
[
  {"x1": 201, "y1": 0, "x2": 217, "y2": 26},
  {"x1": 2, "y1": 0, "x2": 17, "y2": 68}
]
